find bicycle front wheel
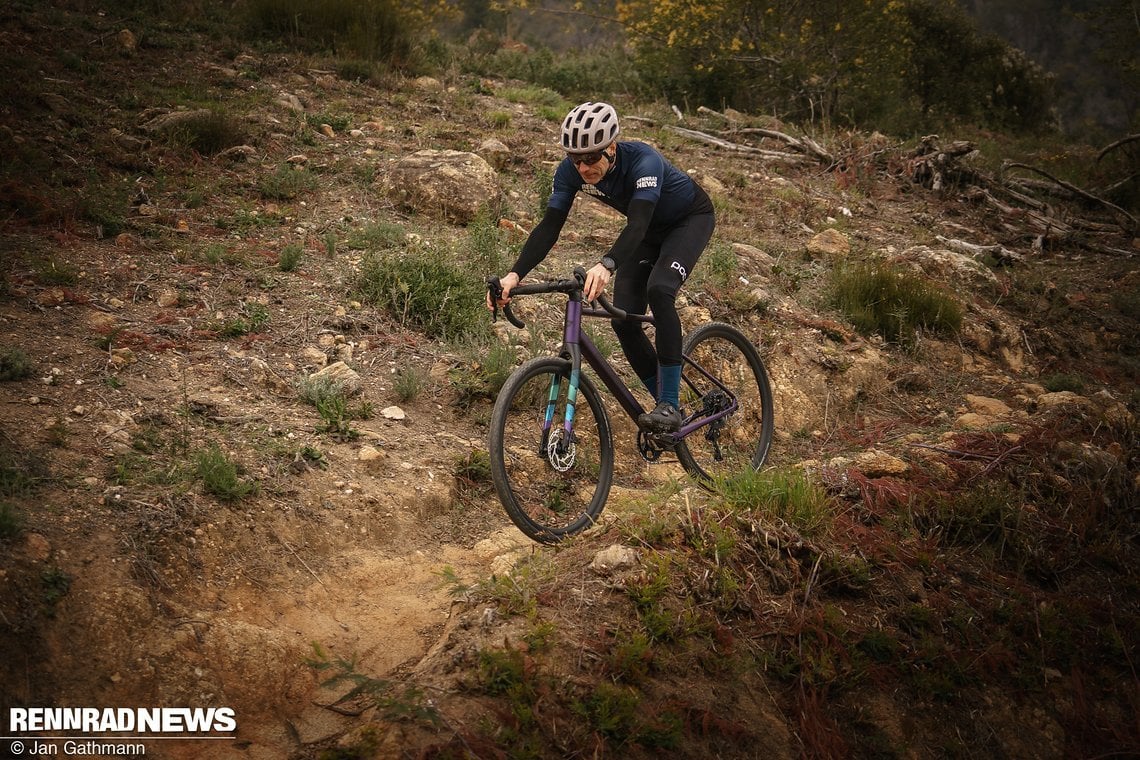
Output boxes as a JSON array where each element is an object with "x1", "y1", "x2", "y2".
[
  {"x1": 676, "y1": 322, "x2": 774, "y2": 483},
  {"x1": 488, "y1": 357, "x2": 615, "y2": 544}
]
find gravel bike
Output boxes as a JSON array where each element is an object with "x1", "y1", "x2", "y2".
[{"x1": 487, "y1": 268, "x2": 774, "y2": 544}]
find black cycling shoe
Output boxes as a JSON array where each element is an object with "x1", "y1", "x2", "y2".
[{"x1": 638, "y1": 401, "x2": 682, "y2": 434}]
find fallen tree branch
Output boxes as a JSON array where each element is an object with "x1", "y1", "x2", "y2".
[
  {"x1": 662, "y1": 125, "x2": 809, "y2": 164},
  {"x1": 1003, "y1": 160, "x2": 1138, "y2": 233},
  {"x1": 1097, "y1": 133, "x2": 1140, "y2": 162},
  {"x1": 696, "y1": 106, "x2": 834, "y2": 164},
  {"x1": 934, "y1": 235, "x2": 1024, "y2": 264}
]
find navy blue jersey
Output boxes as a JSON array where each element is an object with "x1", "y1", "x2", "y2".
[{"x1": 549, "y1": 141, "x2": 703, "y2": 229}]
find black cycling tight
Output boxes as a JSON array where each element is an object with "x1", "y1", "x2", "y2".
[{"x1": 610, "y1": 211, "x2": 715, "y2": 381}]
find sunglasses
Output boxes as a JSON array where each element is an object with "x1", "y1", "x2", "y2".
[{"x1": 568, "y1": 150, "x2": 608, "y2": 166}]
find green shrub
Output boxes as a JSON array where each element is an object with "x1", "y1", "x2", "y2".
[
  {"x1": 195, "y1": 443, "x2": 256, "y2": 501},
  {"x1": 358, "y1": 248, "x2": 489, "y2": 341},
  {"x1": 829, "y1": 262, "x2": 963, "y2": 346},
  {"x1": 347, "y1": 221, "x2": 405, "y2": 251},
  {"x1": 258, "y1": 165, "x2": 319, "y2": 200},
  {"x1": 393, "y1": 366, "x2": 426, "y2": 402},
  {"x1": 448, "y1": 339, "x2": 517, "y2": 405},
  {"x1": 1041, "y1": 373, "x2": 1085, "y2": 393},
  {"x1": 278, "y1": 243, "x2": 304, "y2": 272},
  {"x1": 0, "y1": 347, "x2": 34, "y2": 381},
  {"x1": 33, "y1": 257, "x2": 79, "y2": 285},
  {"x1": 242, "y1": 0, "x2": 419, "y2": 70},
  {"x1": 714, "y1": 466, "x2": 832, "y2": 537},
  {"x1": 0, "y1": 502, "x2": 23, "y2": 541},
  {"x1": 170, "y1": 109, "x2": 246, "y2": 156},
  {"x1": 217, "y1": 302, "x2": 270, "y2": 338},
  {"x1": 466, "y1": 208, "x2": 508, "y2": 275}
]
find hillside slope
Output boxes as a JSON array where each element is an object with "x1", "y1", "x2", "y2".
[{"x1": 1, "y1": 4, "x2": 1137, "y2": 759}]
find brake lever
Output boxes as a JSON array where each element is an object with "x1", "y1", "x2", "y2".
[
  {"x1": 487, "y1": 276, "x2": 503, "y2": 323},
  {"x1": 487, "y1": 276, "x2": 526, "y2": 328}
]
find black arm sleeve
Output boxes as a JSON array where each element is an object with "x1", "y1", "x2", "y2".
[
  {"x1": 604, "y1": 198, "x2": 655, "y2": 270},
  {"x1": 509, "y1": 205, "x2": 570, "y2": 279}
]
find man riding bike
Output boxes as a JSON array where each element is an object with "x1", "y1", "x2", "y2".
[{"x1": 488, "y1": 101, "x2": 715, "y2": 434}]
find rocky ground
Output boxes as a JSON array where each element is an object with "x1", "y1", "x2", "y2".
[{"x1": 1, "y1": 3, "x2": 1138, "y2": 759}]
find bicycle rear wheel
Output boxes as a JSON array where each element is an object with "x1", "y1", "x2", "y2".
[
  {"x1": 488, "y1": 356, "x2": 614, "y2": 544},
  {"x1": 676, "y1": 322, "x2": 774, "y2": 483}
]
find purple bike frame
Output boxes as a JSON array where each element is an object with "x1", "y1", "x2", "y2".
[{"x1": 553, "y1": 301, "x2": 740, "y2": 443}]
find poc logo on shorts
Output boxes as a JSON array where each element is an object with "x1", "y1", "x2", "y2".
[{"x1": 670, "y1": 261, "x2": 688, "y2": 279}]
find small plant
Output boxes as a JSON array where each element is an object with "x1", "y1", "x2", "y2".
[
  {"x1": 297, "y1": 445, "x2": 328, "y2": 469},
  {"x1": 477, "y1": 646, "x2": 531, "y2": 697},
  {"x1": 297, "y1": 375, "x2": 371, "y2": 439},
  {"x1": 41, "y1": 566, "x2": 72, "y2": 609},
  {"x1": 217, "y1": 302, "x2": 270, "y2": 338},
  {"x1": 829, "y1": 262, "x2": 963, "y2": 346},
  {"x1": 449, "y1": 339, "x2": 518, "y2": 406},
  {"x1": 278, "y1": 242, "x2": 304, "y2": 271},
  {"x1": 455, "y1": 449, "x2": 492, "y2": 486},
  {"x1": 1041, "y1": 373, "x2": 1085, "y2": 393},
  {"x1": 393, "y1": 366, "x2": 427, "y2": 402},
  {"x1": 322, "y1": 230, "x2": 338, "y2": 257},
  {"x1": 0, "y1": 451, "x2": 41, "y2": 499},
  {"x1": 307, "y1": 643, "x2": 441, "y2": 727},
  {"x1": 714, "y1": 466, "x2": 833, "y2": 537},
  {"x1": 258, "y1": 164, "x2": 319, "y2": 200},
  {"x1": 346, "y1": 221, "x2": 405, "y2": 251},
  {"x1": 169, "y1": 109, "x2": 246, "y2": 156},
  {"x1": 195, "y1": 443, "x2": 256, "y2": 501},
  {"x1": 436, "y1": 565, "x2": 472, "y2": 597},
  {"x1": 306, "y1": 112, "x2": 351, "y2": 133},
  {"x1": 358, "y1": 248, "x2": 489, "y2": 341},
  {"x1": 0, "y1": 502, "x2": 23, "y2": 540},
  {"x1": 625, "y1": 555, "x2": 680, "y2": 642},
  {"x1": 33, "y1": 257, "x2": 78, "y2": 285},
  {"x1": 314, "y1": 394, "x2": 372, "y2": 439},
  {"x1": 605, "y1": 630, "x2": 655, "y2": 683},
  {"x1": 466, "y1": 208, "x2": 508, "y2": 275},
  {"x1": 486, "y1": 110, "x2": 511, "y2": 128},
  {"x1": 697, "y1": 239, "x2": 739, "y2": 292},
  {"x1": 0, "y1": 347, "x2": 34, "y2": 381}
]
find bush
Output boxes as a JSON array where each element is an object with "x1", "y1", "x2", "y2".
[
  {"x1": 195, "y1": 443, "x2": 256, "y2": 501},
  {"x1": 829, "y1": 262, "x2": 963, "y2": 346},
  {"x1": 358, "y1": 248, "x2": 489, "y2": 342},
  {"x1": 714, "y1": 467, "x2": 833, "y2": 537},
  {"x1": 258, "y1": 165, "x2": 319, "y2": 201},
  {"x1": 0, "y1": 502, "x2": 23, "y2": 541},
  {"x1": 242, "y1": 0, "x2": 419, "y2": 70},
  {"x1": 171, "y1": 109, "x2": 246, "y2": 156},
  {"x1": 0, "y1": 347, "x2": 34, "y2": 381}
]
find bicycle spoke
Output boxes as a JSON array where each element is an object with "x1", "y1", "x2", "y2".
[
  {"x1": 489, "y1": 358, "x2": 614, "y2": 543},
  {"x1": 676, "y1": 323, "x2": 774, "y2": 483}
]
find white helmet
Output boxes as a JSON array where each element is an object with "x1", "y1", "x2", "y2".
[{"x1": 561, "y1": 102, "x2": 620, "y2": 153}]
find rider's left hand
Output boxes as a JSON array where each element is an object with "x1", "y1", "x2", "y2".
[{"x1": 584, "y1": 262, "x2": 611, "y2": 302}]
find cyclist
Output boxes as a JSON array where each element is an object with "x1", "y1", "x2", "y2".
[{"x1": 488, "y1": 101, "x2": 715, "y2": 434}]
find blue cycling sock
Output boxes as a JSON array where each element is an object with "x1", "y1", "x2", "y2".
[
  {"x1": 641, "y1": 374, "x2": 658, "y2": 401},
  {"x1": 658, "y1": 363, "x2": 681, "y2": 408}
]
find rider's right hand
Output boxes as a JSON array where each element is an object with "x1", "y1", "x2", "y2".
[{"x1": 487, "y1": 271, "x2": 520, "y2": 311}]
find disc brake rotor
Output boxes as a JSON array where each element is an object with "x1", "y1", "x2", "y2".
[{"x1": 547, "y1": 428, "x2": 576, "y2": 472}]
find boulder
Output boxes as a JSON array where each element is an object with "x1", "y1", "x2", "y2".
[
  {"x1": 381, "y1": 150, "x2": 500, "y2": 224},
  {"x1": 806, "y1": 228, "x2": 849, "y2": 259}
]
